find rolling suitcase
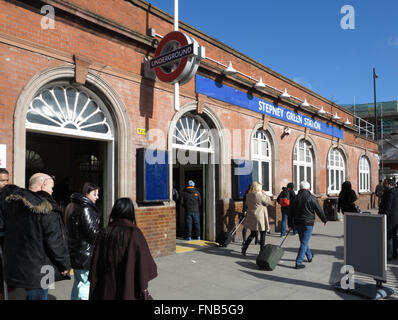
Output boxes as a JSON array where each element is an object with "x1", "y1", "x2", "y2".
[
  {"x1": 256, "y1": 230, "x2": 290, "y2": 271},
  {"x1": 217, "y1": 217, "x2": 245, "y2": 248}
]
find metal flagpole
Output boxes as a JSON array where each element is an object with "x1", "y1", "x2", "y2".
[{"x1": 174, "y1": 0, "x2": 180, "y2": 111}]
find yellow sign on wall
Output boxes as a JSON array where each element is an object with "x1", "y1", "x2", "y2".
[{"x1": 137, "y1": 128, "x2": 146, "y2": 136}]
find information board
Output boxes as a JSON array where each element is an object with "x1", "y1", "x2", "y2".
[{"x1": 344, "y1": 212, "x2": 387, "y2": 282}]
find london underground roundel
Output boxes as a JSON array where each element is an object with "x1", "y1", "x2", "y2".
[{"x1": 149, "y1": 31, "x2": 203, "y2": 85}]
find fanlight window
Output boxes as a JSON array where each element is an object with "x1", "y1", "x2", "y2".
[
  {"x1": 27, "y1": 86, "x2": 113, "y2": 140},
  {"x1": 172, "y1": 116, "x2": 213, "y2": 153}
]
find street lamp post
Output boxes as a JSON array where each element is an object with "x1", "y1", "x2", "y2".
[{"x1": 373, "y1": 68, "x2": 378, "y2": 140}]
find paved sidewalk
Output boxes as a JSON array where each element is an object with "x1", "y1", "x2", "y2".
[
  {"x1": 148, "y1": 220, "x2": 398, "y2": 300},
  {"x1": 11, "y1": 216, "x2": 398, "y2": 300}
]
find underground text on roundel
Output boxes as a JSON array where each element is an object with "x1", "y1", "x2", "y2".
[{"x1": 153, "y1": 304, "x2": 244, "y2": 318}]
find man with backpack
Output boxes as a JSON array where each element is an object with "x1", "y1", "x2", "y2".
[
  {"x1": 277, "y1": 183, "x2": 296, "y2": 237},
  {"x1": 277, "y1": 187, "x2": 290, "y2": 237}
]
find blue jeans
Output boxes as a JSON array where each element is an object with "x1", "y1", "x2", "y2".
[
  {"x1": 186, "y1": 212, "x2": 200, "y2": 239},
  {"x1": 71, "y1": 269, "x2": 90, "y2": 300},
  {"x1": 281, "y1": 208, "x2": 289, "y2": 236},
  {"x1": 294, "y1": 225, "x2": 314, "y2": 265},
  {"x1": 26, "y1": 288, "x2": 48, "y2": 300}
]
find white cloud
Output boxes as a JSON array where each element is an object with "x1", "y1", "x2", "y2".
[{"x1": 388, "y1": 37, "x2": 398, "y2": 47}]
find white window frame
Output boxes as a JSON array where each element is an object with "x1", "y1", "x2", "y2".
[
  {"x1": 293, "y1": 139, "x2": 314, "y2": 192},
  {"x1": 26, "y1": 85, "x2": 114, "y2": 141},
  {"x1": 172, "y1": 115, "x2": 214, "y2": 154},
  {"x1": 327, "y1": 148, "x2": 346, "y2": 194},
  {"x1": 359, "y1": 156, "x2": 371, "y2": 193},
  {"x1": 251, "y1": 130, "x2": 272, "y2": 195}
]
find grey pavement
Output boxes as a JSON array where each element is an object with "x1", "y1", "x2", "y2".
[{"x1": 10, "y1": 211, "x2": 398, "y2": 300}]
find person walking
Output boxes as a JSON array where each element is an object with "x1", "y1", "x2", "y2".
[
  {"x1": 379, "y1": 177, "x2": 398, "y2": 260},
  {"x1": 375, "y1": 180, "x2": 384, "y2": 209},
  {"x1": 181, "y1": 180, "x2": 201, "y2": 241},
  {"x1": 65, "y1": 182, "x2": 100, "y2": 300},
  {"x1": 241, "y1": 181, "x2": 271, "y2": 255},
  {"x1": 288, "y1": 181, "x2": 327, "y2": 269},
  {"x1": 89, "y1": 198, "x2": 157, "y2": 300},
  {"x1": 338, "y1": 181, "x2": 360, "y2": 214},
  {"x1": 286, "y1": 182, "x2": 297, "y2": 235},
  {"x1": 241, "y1": 184, "x2": 259, "y2": 245},
  {"x1": 277, "y1": 186, "x2": 291, "y2": 237},
  {"x1": 2, "y1": 173, "x2": 70, "y2": 299}
]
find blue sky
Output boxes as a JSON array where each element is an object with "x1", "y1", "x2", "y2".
[{"x1": 147, "y1": 0, "x2": 397, "y2": 105}]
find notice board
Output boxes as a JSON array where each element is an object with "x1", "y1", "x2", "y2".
[{"x1": 344, "y1": 212, "x2": 387, "y2": 282}]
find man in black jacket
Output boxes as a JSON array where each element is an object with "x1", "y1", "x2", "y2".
[
  {"x1": 2, "y1": 173, "x2": 70, "y2": 300},
  {"x1": 288, "y1": 181, "x2": 327, "y2": 269},
  {"x1": 181, "y1": 180, "x2": 201, "y2": 241},
  {"x1": 379, "y1": 177, "x2": 398, "y2": 260}
]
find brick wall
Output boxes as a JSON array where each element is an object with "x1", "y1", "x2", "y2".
[
  {"x1": 0, "y1": 0, "x2": 379, "y2": 257},
  {"x1": 135, "y1": 204, "x2": 176, "y2": 257}
]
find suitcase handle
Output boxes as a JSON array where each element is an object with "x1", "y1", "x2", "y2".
[
  {"x1": 279, "y1": 229, "x2": 291, "y2": 248},
  {"x1": 230, "y1": 216, "x2": 245, "y2": 237}
]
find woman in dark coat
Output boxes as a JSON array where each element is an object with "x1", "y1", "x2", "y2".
[
  {"x1": 64, "y1": 182, "x2": 100, "y2": 300},
  {"x1": 89, "y1": 198, "x2": 157, "y2": 300},
  {"x1": 338, "y1": 181, "x2": 359, "y2": 214}
]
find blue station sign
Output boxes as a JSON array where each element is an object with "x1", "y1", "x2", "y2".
[{"x1": 196, "y1": 75, "x2": 344, "y2": 139}]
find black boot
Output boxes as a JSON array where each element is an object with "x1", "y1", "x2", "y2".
[{"x1": 241, "y1": 243, "x2": 248, "y2": 256}]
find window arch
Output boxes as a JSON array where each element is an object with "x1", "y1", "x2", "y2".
[
  {"x1": 172, "y1": 114, "x2": 214, "y2": 153},
  {"x1": 327, "y1": 148, "x2": 346, "y2": 194},
  {"x1": 293, "y1": 139, "x2": 314, "y2": 192},
  {"x1": 26, "y1": 85, "x2": 114, "y2": 141},
  {"x1": 359, "y1": 156, "x2": 370, "y2": 192},
  {"x1": 251, "y1": 130, "x2": 272, "y2": 194}
]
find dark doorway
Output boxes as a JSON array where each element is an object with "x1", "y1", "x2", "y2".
[
  {"x1": 26, "y1": 132, "x2": 107, "y2": 226},
  {"x1": 173, "y1": 150, "x2": 208, "y2": 240}
]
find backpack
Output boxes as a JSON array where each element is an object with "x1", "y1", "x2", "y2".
[{"x1": 278, "y1": 190, "x2": 290, "y2": 207}]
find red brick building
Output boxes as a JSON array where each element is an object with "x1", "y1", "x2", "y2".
[{"x1": 0, "y1": 0, "x2": 378, "y2": 256}]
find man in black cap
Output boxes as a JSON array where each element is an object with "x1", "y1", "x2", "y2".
[
  {"x1": 181, "y1": 180, "x2": 201, "y2": 241},
  {"x1": 379, "y1": 177, "x2": 398, "y2": 260}
]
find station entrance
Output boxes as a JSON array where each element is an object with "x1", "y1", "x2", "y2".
[
  {"x1": 26, "y1": 132, "x2": 111, "y2": 226},
  {"x1": 171, "y1": 113, "x2": 217, "y2": 241}
]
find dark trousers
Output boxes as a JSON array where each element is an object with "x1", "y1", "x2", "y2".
[
  {"x1": 186, "y1": 212, "x2": 200, "y2": 239},
  {"x1": 242, "y1": 228, "x2": 259, "y2": 243},
  {"x1": 244, "y1": 230, "x2": 266, "y2": 250},
  {"x1": 387, "y1": 226, "x2": 398, "y2": 259}
]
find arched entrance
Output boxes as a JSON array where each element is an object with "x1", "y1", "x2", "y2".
[
  {"x1": 169, "y1": 103, "x2": 224, "y2": 241},
  {"x1": 14, "y1": 66, "x2": 133, "y2": 222}
]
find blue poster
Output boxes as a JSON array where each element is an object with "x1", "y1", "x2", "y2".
[{"x1": 196, "y1": 75, "x2": 344, "y2": 139}]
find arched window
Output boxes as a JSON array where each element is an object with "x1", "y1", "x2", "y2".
[
  {"x1": 172, "y1": 115, "x2": 214, "y2": 153},
  {"x1": 293, "y1": 139, "x2": 313, "y2": 192},
  {"x1": 327, "y1": 148, "x2": 346, "y2": 194},
  {"x1": 252, "y1": 130, "x2": 272, "y2": 194},
  {"x1": 26, "y1": 86, "x2": 113, "y2": 141},
  {"x1": 359, "y1": 156, "x2": 370, "y2": 192}
]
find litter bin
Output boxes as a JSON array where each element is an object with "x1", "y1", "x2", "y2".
[{"x1": 324, "y1": 197, "x2": 339, "y2": 221}]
